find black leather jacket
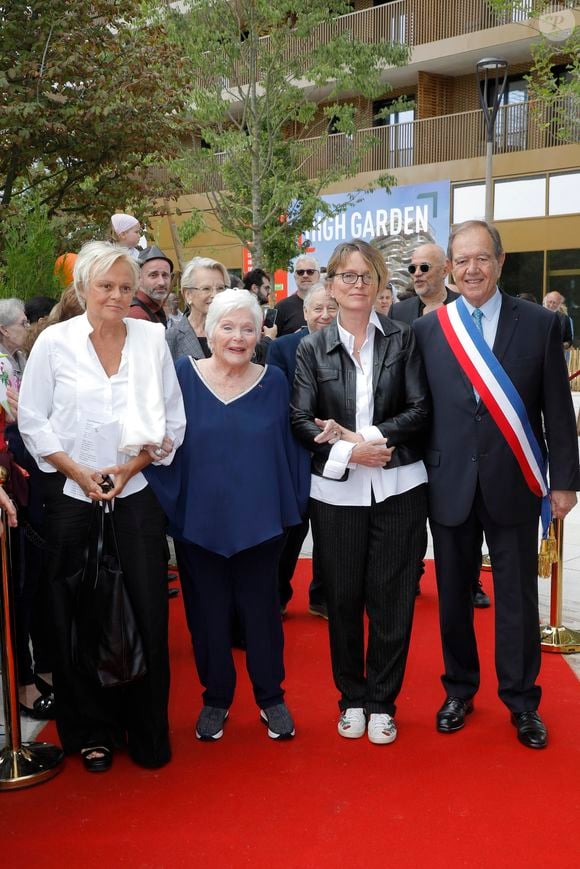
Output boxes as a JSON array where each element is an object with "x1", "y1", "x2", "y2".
[{"x1": 290, "y1": 315, "x2": 431, "y2": 480}]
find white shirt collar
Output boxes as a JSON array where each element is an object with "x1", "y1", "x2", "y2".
[
  {"x1": 336, "y1": 309, "x2": 384, "y2": 351},
  {"x1": 461, "y1": 287, "x2": 502, "y2": 320}
]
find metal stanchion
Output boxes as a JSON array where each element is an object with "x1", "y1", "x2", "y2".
[
  {"x1": 540, "y1": 518, "x2": 580, "y2": 654},
  {"x1": 0, "y1": 505, "x2": 64, "y2": 790}
]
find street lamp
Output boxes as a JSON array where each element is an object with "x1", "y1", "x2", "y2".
[{"x1": 476, "y1": 57, "x2": 509, "y2": 223}]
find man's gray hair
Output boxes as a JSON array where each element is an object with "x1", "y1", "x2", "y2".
[
  {"x1": 205, "y1": 288, "x2": 263, "y2": 346},
  {"x1": 448, "y1": 220, "x2": 503, "y2": 260},
  {"x1": 181, "y1": 257, "x2": 230, "y2": 291},
  {"x1": 73, "y1": 241, "x2": 139, "y2": 310},
  {"x1": 0, "y1": 298, "x2": 25, "y2": 327},
  {"x1": 295, "y1": 254, "x2": 320, "y2": 272},
  {"x1": 303, "y1": 281, "x2": 331, "y2": 308}
]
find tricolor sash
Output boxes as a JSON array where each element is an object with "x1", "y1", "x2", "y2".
[{"x1": 437, "y1": 296, "x2": 551, "y2": 536}]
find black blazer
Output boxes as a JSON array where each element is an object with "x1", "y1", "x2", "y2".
[
  {"x1": 388, "y1": 287, "x2": 459, "y2": 325},
  {"x1": 266, "y1": 327, "x2": 308, "y2": 386},
  {"x1": 291, "y1": 315, "x2": 430, "y2": 480},
  {"x1": 413, "y1": 293, "x2": 580, "y2": 526}
]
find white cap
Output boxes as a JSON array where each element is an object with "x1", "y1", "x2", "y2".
[{"x1": 111, "y1": 213, "x2": 139, "y2": 235}]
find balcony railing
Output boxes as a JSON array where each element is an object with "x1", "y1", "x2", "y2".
[
  {"x1": 300, "y1": 97, "x2": 578, "y2": 178},
  {"x1": 176, "y1": 97, "x2": 577, "y2": 192},
  {"x1": 230, "y1": 0, "x2": 563, "y2": 85}
]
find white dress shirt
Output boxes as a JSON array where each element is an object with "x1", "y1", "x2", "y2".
[
  {"x1": 310, "y1": 311, "x2": 427, "y2": 507},
  {"x1": 460, "y1": 287, "x2": 502, "y2": 349},
  {"x1": 18, "y1": 314, "x2": 186, "y2": 501}
]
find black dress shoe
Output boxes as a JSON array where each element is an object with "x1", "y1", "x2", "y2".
[
  {"x1": 20, "y1": 693, "x2": 56, "y2": 720},
  {"x1": 472, "y1": 578, "x2": 490, "y2": 608},
  {"x1": 436, "y1": 697, "x2": 474, "y2": 733},
  {"x1": 511, "y1": 711, "x2": 548, "y2": 749}
]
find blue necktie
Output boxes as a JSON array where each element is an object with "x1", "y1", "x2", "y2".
[
  {"x1": 472, "y1": 308, "x2": 484, "y2": 402},
  {"x1": 472, "y1": 308, "x2": 484, "y2": 335}
]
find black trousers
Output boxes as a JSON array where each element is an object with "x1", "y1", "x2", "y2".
[
  {"x1": 310, "y1": 485, "x2": 427, "y2": 715},
  {"x1": 278, "y1": 513, "x2": 325, "y2": 608},
  {"x1": 42, "y1": 474, "x2": 171, "y2": 767},
  {"x1": 430, "y1": 485, "x2": 541, "y2": 713},
  {"x1": 175, "y1": 535, "x2": 286, "y2": 710}
]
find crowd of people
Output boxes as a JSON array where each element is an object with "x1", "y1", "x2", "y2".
[{"x1": 1, "y1": 214, "x2": 578, "y2": 773}]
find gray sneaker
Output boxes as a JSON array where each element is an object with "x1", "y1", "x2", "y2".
[
  {"x1": 195, "y1": 706, "x2": 229, "y2": 741},
  {"x1": 260, "y1": 703, "x2": 296, "y2": 740}
]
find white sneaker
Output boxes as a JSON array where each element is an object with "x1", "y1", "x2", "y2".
[
  {"x1": 367, "y1": 713, "x2": 397, "y2": 745},
  {"x1": 338, "y1": 707, "x2": 366, "y2": 739}
]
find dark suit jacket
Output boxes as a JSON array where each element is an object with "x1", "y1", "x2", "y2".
[
  {"x1": 413, "y1": 293, "x2": 580, "y2": 527},
  {"x1": 291, "y1": 315, "x2": 430, "y2": 479},
  {"x1": 266, "y1": 327, "x2": 308, "y2": 386},
  {"x1": 388, "y1": 287, "x2": 459, "y2": 325}
]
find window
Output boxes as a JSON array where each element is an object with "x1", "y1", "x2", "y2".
[
  {"x1": 372, "y1": 98, "x2": 414, "y2": 168},
  {"x1": 494, "y1": 177, "x2": 546, "y2": 220},
  {"x1": 499, "y1": 251, "x2": 544, "y2": 299},
  {"x1": 489, "y1": 76, "x2": 529, "y2": 151},
  {"x1": 549, "y1": 172, "x2": 580, "y2": 216},
  {"x1": 452, "y1": 184, "x2": 486, "y2": 224}
]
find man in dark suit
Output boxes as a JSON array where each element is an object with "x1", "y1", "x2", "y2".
[
  {"x1": 413, "y1": 220, "x2": 579, "y2": 749},
  {"x1": 389, "y1": 243, "x2": 458, "y2": 325},
  {"x1": 267, "y1": 283, "x2": 338, "y2": 618},
  {"x1": 390, "y1": 244, "x2": 489, "y2": 607}
]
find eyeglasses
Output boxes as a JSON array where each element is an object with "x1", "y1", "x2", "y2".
[
  {"x1": 186, "y1": 285, "x2": 226, "y2": 294},
  {"x1": 408, "y1": 263, "x2": 432, "y2": 275},
  {"x1": 295, "y1": 269, "x2": 319, "y2": 277},
  {"x1": 331, "y1": 272, "x2": 374, "y2": 286}
]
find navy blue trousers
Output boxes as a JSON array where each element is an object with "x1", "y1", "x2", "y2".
[{"x1": 175, "y1": 534, "x2": 286, "y2": 710}]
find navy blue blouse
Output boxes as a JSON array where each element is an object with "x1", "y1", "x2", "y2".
[{"x1": 145, "y1": 359, "x2": 310, "y2": 557}]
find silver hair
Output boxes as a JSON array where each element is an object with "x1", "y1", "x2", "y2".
[
  {"x1": 73, "y1": 241, "x2": 139, "y2": 309},
  {"x1": 295, "y1": 254, "x2": 320, "y2": 272},
  {"x1": 181, "y1": 256, "x2": 230, "y2": 291},
  {"x1": 303, "y1": 281, "x2": 332, "y2": 309},
  {"x1": 0, "y1": 298, "x2": 25, "y2": 327},
  {"x1": 205, "y1": 288, "x2": 262, "y2": 346},
  {"x1": 448, "y1": 220, "x2": 503, "y2": 260}
]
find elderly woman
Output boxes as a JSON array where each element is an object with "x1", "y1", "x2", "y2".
[
  {"x1": 0, "y1": 298, "x2": 29, "y2": 383},
  {"x1": 18, "y1": 241, "x2": 186, "y2": 773},
  {"x1": 166, "y1": 256, "x2": 229, "y2": 362},
  {"x1": 146, "y1": 289, "x2": 309, "y2": 742},
  {"x1": 291, "y1": 239, "x2": 430, "y2": 745}
]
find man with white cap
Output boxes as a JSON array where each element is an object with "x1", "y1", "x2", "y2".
[{"x1": 128, "y1": 246, "x2": 174, "y2": 327}]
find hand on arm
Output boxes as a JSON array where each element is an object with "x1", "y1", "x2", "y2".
[{"x1": 314, "y1": 418, "x2": 362, "y2": 445}]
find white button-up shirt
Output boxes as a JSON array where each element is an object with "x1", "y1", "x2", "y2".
[
  {"x1": 18, "y1": 314, "x2": 185, "y2": 500},
  {"x1": 310, "y1": 311, "x2": 427, "y2": 507}
]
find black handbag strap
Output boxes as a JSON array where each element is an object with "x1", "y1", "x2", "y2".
[{"x1": 97, "y1": 500, "x2": 122, "y2": 568}]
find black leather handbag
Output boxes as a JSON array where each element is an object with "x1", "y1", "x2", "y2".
[{"x1": 69, "y1": 501, "x2": 147, "y2": 688}]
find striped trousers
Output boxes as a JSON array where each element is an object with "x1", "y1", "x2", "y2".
[{"x1": 310, "y1": 485, "x2": 427, "y2": 715}]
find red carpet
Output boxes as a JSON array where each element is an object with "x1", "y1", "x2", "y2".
[{"x1": 2, "y1": 562, "x2": 580, "y2": 868}]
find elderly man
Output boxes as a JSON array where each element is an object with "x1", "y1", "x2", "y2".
[
  {"x1": 413, "y1": 220, "x2": 579, "y2": 750},
  {"x1": 128, "y1": 246, "x2": 174, "y2": 326},
  {"x1": 390, "y1": 244, "x2": 489, "y2": 607},
  {"x1": 543, "y1": 291, "x2": 573, "y2": 350},
  {"x1": 268, "y1": 282, "x2": 338, "y2": 618},
  {"x1": 275, "y1": 255, "x2": 321, "y2": 336}
]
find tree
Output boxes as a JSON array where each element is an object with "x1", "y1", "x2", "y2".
[
  {"x1": 0, "y1": 197, "x2": 62, "y2": 299},
  {"x1": 0, "y1": 0, "x2": 190, "y2": 253},
  {"x1": 488, "y1": 1, "x2": 579, "y2": 143},
  {"x1": 157, "y1": 0, "x2": 410, "y2": 271}
]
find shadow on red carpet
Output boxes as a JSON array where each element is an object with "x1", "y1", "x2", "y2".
[{"x1": 2, "y1": 561, "x2": 579, "y2": 868}]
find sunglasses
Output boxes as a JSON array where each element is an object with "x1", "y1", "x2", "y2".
[
  {"x1": 408, "y1": 263, "x2": 432, "y2": 275},
  {"x1": 295, "y1": 268, "x2": 319, "y2": 277}
]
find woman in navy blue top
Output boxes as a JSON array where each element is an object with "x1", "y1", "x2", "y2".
[{"x1": 146, "y1": 289, "x2": 309, "y2": 742}]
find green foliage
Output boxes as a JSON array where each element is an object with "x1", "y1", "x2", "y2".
[
  {"x1": 177, "y1": 212, "x2": 208, "y2": 246},
  {"x1": 486, "y1": 1, "x2": 579, "y2": 142},
  {"x1": 154, "y1": 0, "x2": 408, "y2": 270},
  {"x1": 0, "y1": 0, "x2": 190, "y2": 253},
  {"x1": 0, "y1": 198, "x2": 62, "y2": 300}
]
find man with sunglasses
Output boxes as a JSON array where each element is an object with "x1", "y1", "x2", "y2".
[
  {"x1": 389, "y1": 244, "x2": 458, "y2": 324},
  {"x1": 275, "y1": 256, "x2": 321, "y2": 336}
]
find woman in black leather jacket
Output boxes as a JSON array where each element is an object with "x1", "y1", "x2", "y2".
[{"x1": 290, "y1": 239, "x2": 430, "y2": 746}]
